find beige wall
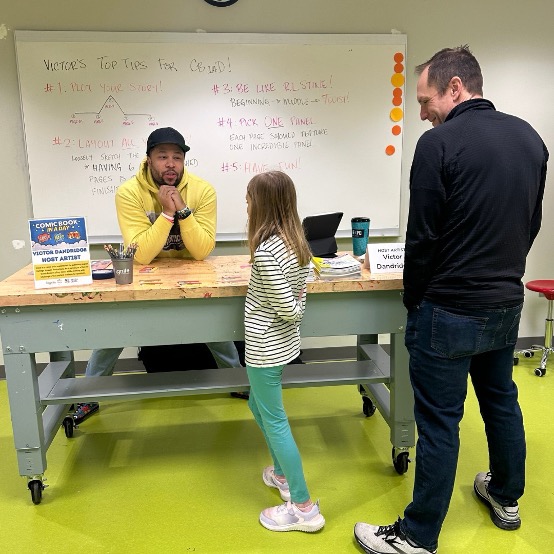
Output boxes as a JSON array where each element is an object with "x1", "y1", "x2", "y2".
[{"x1": 0, "y1": 0, "x2": 552, "y2": 341}]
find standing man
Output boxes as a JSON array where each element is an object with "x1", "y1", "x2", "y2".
[
  {"x1": 73, "y1": 127, "x2": 243, "y2": 424},
  {"x1": 354, "y1": 46, "x2": 548, "y2": 554}
]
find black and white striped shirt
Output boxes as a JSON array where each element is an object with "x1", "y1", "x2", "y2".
[{"x1": 244, "y1": 235, "x2": 309, "y2": 367}]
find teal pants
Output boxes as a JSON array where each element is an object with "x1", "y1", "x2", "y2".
[{"x1": 246, "y1": 364, "x2": 310, "y2": 504}]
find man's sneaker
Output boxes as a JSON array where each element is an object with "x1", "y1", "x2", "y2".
[
  {"x1": 354, "y1": 518, "x2": 436, "y2": 554},
  {"x1": 474, "y1": 471, "x2": 521, "y2": 530},
  {"x1": 262, "y1": 466, "x2": 291, "y2": 501},
  {"x1": 72, "y1": 402, "x2": 99, "y2": 425},
  {"x1": 259, "y1": 500, "x2": 325, "y2": 532}
]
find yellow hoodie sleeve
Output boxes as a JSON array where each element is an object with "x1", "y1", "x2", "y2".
[
  {"x1": 177, "y1": 183, "x2": 217, "y2": 261},
  {"x1": 115, "y1": 184, "x2": 172, "y2": 265}
]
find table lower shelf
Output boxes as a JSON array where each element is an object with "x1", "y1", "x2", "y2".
[{"x1": 41, "y1": 358, "x2": 390, "y2": 404}]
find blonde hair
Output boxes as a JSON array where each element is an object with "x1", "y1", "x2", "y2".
[{"x1": 246, "y1": 171, "x2": 312, "y2": 266}]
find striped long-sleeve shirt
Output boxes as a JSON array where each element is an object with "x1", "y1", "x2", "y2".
[{"x1": 244, "y1": 235, "x2": 309, "y2": 368}]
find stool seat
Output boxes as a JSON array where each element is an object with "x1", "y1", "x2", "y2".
[{"x1": 526, "y1": 280, "x2": 554, "y2": 301}]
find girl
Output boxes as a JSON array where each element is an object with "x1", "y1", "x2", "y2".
[{"x1": 244, "y1": 170, "x2": 325, "y2": 533}]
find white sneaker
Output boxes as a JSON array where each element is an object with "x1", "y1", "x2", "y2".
[
  {"x1": 262, "y1": 466, "x2": 291, "y2": 501},
  {"x1": 354, "y1": 518, "x2": 436, "y2": 554},
  {"x1": 474, "y1": 471, "x2": 521, "y2": 530},
  {"x1": 259, "y1": 500, "x2": 325, "y2": 532}
]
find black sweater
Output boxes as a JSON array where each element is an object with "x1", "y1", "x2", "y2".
[{"x1": 403, "y1": 99, "x2": 548, "y2": 309}]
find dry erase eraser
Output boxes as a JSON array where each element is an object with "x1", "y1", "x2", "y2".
[{"x1": 92, "y1": 268, "x2": 114, "y2": 280}]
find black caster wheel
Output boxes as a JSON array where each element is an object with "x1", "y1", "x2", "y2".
[
  {"x1": 28, "y1": 480, "x2": 43, "y2": 505},
  {"x1": 523, "y1": 350, "x2": 535, "y2": 358},
  {"x1": 362, "y1": 396, "x2": 376, "y2": 417},
  {"x1": 513, "y1": 357, "x2": 519, "y2": 365},
  {"x1": 62, "y1": 416, "x2": 74, "y2": 438},
  {"x1": 534, "y1": 367, "x2": 546, "y2": 377},
  {"x1": 392, "y1": 448, "x2": 410, "y2": 475}
]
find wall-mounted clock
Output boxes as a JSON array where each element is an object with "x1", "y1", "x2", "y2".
[{"x1": 204, "y1": 0, "x2": 239, "y2": 6}]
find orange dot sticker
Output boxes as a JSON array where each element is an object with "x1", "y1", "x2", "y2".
[
  {"x1": 392, "y1": 96, "x2": 402, "y2": 107},
  {"x1": 391, "y1": 73, "x2": 405, "y2": 87},
  {"x1": 392, "y1": 87, "x2": 403, "y2": 98},
  {"x1": 385, "y1": 145, "x2": 396, "y2": 156},
  {"x1": 394, "y1": 52, "x2": 404, "y2": 63},
  {"x1": 390, "y1": 107, "x2": 403, "y2": 122},
  {"x1": 394, "y1": 63, "x2": 404, "y2": 74},
  {"x1": 392, "y1": 125, "x2": 402, "y2": 136}
]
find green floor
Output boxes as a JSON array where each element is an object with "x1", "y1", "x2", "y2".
[{"x1": 1, "y1": 356, "x2": 552, "y2": 553}]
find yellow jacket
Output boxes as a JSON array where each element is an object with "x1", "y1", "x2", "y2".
[{"x1": 115, "y1": 159, "x2": 216, "y2": 264}]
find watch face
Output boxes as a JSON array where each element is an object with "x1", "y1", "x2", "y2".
[
  {"x1": 176, "y1": 207, "x2": 192, "y2": 220},
  {"x1": 204, "y1": 0, "x2": 239, "y2": 6}
]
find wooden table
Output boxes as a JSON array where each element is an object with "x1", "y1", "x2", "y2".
[{"x1": 0, "y1": 255, "x2": 413, "y2": 504}]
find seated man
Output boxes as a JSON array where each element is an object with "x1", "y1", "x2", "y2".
[{"x1": 73, "y1": 127, "x2": 244, "y2": 424}]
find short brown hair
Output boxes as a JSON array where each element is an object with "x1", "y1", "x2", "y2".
[{"x1": 416, "y1": 45, "x2": 483, "y2": 96}]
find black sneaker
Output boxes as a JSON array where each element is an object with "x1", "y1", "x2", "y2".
[
  {"x1": 474, "y1": 471, "x2": 521, "y2": 530},
  {"x1": 354, "y1": 518, "x2": 436, "y2": 554},
  {"x1": 72, "y1": 402, "x2": 99, "y2": 425}
]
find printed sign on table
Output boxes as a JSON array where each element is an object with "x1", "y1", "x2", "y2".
[
  {"x1": 365, "y1": 242, "x2": 405, "y2": 274},
  {"x1": 29, "y1": 216, "x2": 92, "y2": 289}
]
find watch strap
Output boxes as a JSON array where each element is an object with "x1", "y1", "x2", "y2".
[{"x1": 175, "y1": 206, "x2": 192, "y2": 220}]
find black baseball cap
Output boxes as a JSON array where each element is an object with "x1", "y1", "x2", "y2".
[{"x1": 146, "y1": 127, "x2": 190, "y2": 155}]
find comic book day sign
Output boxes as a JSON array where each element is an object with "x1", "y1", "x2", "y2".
[{"x1": 29, "y1": 217, "x2": 92, "y2": 288}]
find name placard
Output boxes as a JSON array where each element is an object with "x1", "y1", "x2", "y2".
[{"x1": 365, "y1": 242, "x2": 405, "y2": 274}]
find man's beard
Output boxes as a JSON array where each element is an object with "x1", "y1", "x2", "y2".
[{"x1": 153, "y1": 170, "x2": 183, "y2": 187}]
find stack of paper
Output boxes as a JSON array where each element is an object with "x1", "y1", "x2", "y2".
[
  {"x1": 307, "y1": 261, "x2": 318, "y2": 282},
  {"x1": 311, "y1": 254, "x2": 362, "y2": 280}
]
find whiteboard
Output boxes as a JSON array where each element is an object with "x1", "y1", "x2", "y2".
[{"x1": 15, "y1": 31, "x2": 406, "y2": 241}]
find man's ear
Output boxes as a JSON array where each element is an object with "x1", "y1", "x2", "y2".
[{"x1": 450, "y1": 76, "x2": 463, "y2": 100}]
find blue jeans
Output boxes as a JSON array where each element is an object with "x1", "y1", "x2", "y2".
[
  {"x1": 401, "y1": 300, "x2": 526, "y2": 551},
  {"x1": 246, "y1": 364, "x2": 310, "y2": 504},
  {"x1": 85, "y1": 341, "x2": 242, "y2": 377}
]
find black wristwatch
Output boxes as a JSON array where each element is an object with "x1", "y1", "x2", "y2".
[{"x1": 175, "y1": 206, "x2": 192, "y2": 220}]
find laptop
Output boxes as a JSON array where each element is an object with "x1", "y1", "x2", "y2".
[{"x1": 302, "y1": 212, "x2": 343, "y2": 257}]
